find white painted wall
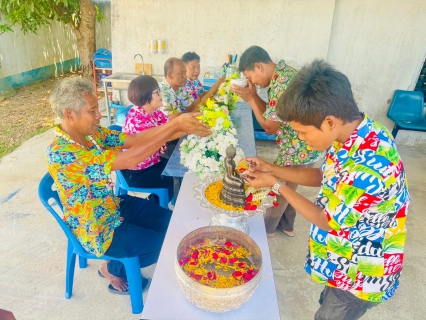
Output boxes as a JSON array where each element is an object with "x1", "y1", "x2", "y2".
[
  {"x1": 326, "y1": 0, "x2": 426, "y2": 145},
  {"x1": 0, "y1": 16, "x2": 78, "y2": 77},
  {"x1": 0, "y1": 2, "x2": 111, "y2": 78},
  {"x1": 111, "y1": 0, "x2": 426, "y2": 145},
  {"x1": 111, "y1": 0, "x2": 336, "y2": 76},
  {"x1": 95, "y1": 1, "x2": 112, "y2": 50}
]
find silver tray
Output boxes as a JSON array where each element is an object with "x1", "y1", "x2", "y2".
[{"x1": 193, "y1": 174, "x2": 274, "y2": 218}]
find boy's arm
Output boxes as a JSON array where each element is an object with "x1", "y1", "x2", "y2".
[
  {"x1": 277, "y1": 183, "x2": 330, "y2": 231},
  {"x1": 245, "y1": 172, "x2": 330, "y2": 231},
  {"x1": 245, "y1": 156, "x2": 323, "y2": 187}
]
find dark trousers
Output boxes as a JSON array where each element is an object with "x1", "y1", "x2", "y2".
[
  {"x1": 104, "y1": 195, "x2": 172, "y2": 278},
  {"x1": 315, "y1": 286, "x2": 379, "y2": 320},
  {"x1": 121, "y1": 157, "x2": 174, "y2": 201}
]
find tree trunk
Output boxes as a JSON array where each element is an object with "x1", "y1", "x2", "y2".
[{"x1": 70, "y1": 0, "x2": 96, "y2": 78}]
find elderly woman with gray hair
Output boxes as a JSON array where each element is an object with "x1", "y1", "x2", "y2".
[{"x1": 46, "y1": 77, "x2": 209, "y2": 294}]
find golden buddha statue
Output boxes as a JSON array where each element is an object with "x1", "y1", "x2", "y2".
[{"x1": 220, "y1": 145, "x2": 246, "y2": 207}]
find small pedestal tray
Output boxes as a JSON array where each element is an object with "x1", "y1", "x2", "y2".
[{"x1": 193, "y1": 175, "x2": 274, "y2": 234}]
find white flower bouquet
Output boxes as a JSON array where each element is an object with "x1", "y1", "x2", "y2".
[
  {"x1": 180, "y1": 98, "x2": 245, "y2": 178},
  {"x1": 180, "y1": 130, "x2": 245, "y2": 178},
  {"x1": 214, "y1": 73, "x2": 244, "y2": 112}
]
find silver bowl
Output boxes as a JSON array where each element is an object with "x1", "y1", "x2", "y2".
[
  {"x1": 175, "y1": 226, "x2": 263, "y2": 313},
  {"x1": 193, "y1": 174, "x2": 274, "y2": 234}
]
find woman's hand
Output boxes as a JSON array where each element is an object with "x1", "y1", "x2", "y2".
[
  {"x1": 245, "y1": 157, "x2": 274, "y2": 174},
  {"x1": 244, "y1": 171, "x2": 278, "y2": 189},
  {"x1": 200, "y1": 94, "x2": 210, "y2": 105},
  {"x1": 175, "y1": 113, "x2": 210, "y2": 137},
  {"x1": 216, "y1": 76, "x2": 225, "y2": 86}
]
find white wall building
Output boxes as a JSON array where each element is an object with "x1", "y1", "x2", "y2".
[
  {"x1": 0, "y1": 0, "x2": 111, "y2": 86},
  {"x1": 111, "y1": 0, "x2": 426, "y2": 145}
]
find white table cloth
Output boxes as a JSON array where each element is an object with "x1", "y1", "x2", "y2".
[{"x1": 141, "y1": 173, "x2": 280, "y2": 320}]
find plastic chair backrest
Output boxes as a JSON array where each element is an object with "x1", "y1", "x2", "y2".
[
  {"x1": 108, "y1": 124, "x2": 123, "y2": 131},
  {"x1": 38, "y1": 173, "x2": 90, "y2": 257},
  {"x1": 387, "y1": 90, "x2": 425, "y2": 123}
]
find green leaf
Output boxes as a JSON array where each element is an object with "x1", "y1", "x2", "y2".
[
  {"x1": 95, "y1": 5, "x2": 105, "y2": 23},
  {"x1": 358, "y1": 256, "x2": 384, "y2": 277},
  {"x1": 343, "y1": 210, "x2": 361, "y2": 227},
  {"x1": 310, "y1": 240, "x2": 328, "y2": 260},
  {"x1": 328, "y1": 235, "x2": 353, "y2": 259},
  {"x1": 347, "y1": 264, "x2": 357, "y2": 281},
  {"x1": 383, "y1": 233, "x2": 406, "y2": 253},
  {"x1": 362, "y1": 291, "x2": 384, "y2": 303},
  {"x1": 0, "y1": 24, "x2": 13, "y2": 35}
]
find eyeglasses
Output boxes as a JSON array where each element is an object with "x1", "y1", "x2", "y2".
[{"x1": 152, "y1": 90, "x2": 161, "y2": 96}]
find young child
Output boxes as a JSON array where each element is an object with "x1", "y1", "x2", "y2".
[
  {"x1": 122, "y1": 75, "x2": 174, "y2": 202},
  {"x1": 244, "y1": 59, "x2": 409, "y2": 320}
]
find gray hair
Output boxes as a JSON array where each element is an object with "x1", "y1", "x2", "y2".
[
  {"x1": 49, "y1": 77, "x2": 94, "y2": 119},
  {"x1": 164, "y1": 57, "x2": 182, "y2": 78}
]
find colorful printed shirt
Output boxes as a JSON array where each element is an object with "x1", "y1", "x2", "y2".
[
  {"x1": 46, "y1": 125, "x2": 127, "y2": 257},
  {"x1": 263, "y1": 60, "x2": 323, "y2": 166},
  {"x1": 159, "y1": 79, "x2": 192, "y2": 115},
  {"x1": 305, "y1": 114, "x2": 410, "y2": 302},
  {"x1": 122, "y1": 106, "x2": 168, "y2": 169},
  {"x1": 182, "y1": 78, "x2": 205, "y2": 104}
]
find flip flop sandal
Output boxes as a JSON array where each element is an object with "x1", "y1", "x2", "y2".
[
  {"x1": 98, "y1": 270, "x2": 105, "y2": 278},
  {"x1": 107, "y1": 277, "x2": 151, "y2": 295},
  {"x1": 108, "y1": 284, "x2": 130, "y2": 295}
]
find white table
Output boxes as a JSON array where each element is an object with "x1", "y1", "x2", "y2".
[{"x1": 141, "y1": 173, "x2": 280, "y2": 320}]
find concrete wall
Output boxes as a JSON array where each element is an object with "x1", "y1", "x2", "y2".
[
  {"x1": 110, "y1": 0, "x2": 426, "y2": 145},
  {"x1": 111, "y1": 0, "x2": 336, "y2": 76},
  {"x1": 0, "y1": 16, "x2": 79, "y2": 79},
  {"x1": 95, "y1": 0, "x2": 112, "y2": 50},
  {"x1": 327, "y1": 0, "x2": 426, "y2": 144},
  {"x1": 0, "y1": 1, "x2": 111, "y2": 85}
]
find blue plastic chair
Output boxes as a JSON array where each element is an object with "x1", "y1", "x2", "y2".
[
  {"x1": 38, "y1": 173, "x2": 144, "y2": 314},
  {"x1": 108, "y1": 124, "x2": 123, "y2": 131},
  {"x1": 108, "y1": 125, "x2": 170, "y2": 209},
  {"x1": 115, "y1": 170, "x2": 169, "y2": 209},
  {"x1": 110, "y1": 103, "x2": 132, "y2": 126},
  {"x1": 252, "y1": 112, "x2": 276, "y2": 141},
  {"x1": 387, "y1": 90, "x2": 426, "y2": 138}
]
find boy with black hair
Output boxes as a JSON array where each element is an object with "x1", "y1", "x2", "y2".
[
  {"x1": 244, "y1": 59, "x2": 409, "y2": 320},
  {"x1": 232, "y1": 45, "x2": 323, "y2": 238}
]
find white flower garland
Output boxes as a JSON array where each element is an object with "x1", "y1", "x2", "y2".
[{"x1": 180, "y1": 99, "x2": 245, "y2": 178}]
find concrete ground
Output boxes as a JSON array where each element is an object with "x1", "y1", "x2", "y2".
[{"x1": 0, "y1": 130, "x2": 424, "y2": 320}]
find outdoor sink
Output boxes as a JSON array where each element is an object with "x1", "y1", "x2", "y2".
[
  {"x1": 103, "y1": 73, "x2": 164, "y2": 91},
  {"x1": 104, "y1": 73, "x2": 139, "y2": 90}
]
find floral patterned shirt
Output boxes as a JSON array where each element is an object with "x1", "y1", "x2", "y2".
[
  {"x1": 264, "y1": 60, "x2": 323, "y2": 166},
  {"x1": 46, "y1": 125, "x2": 127, "y2": 257},
  {"x1": 183, "y1": 78, "x2": 205, "y2": 104},
  {"x1": 305, "y1": 114, "x2": 410, "y2": 302},
  {"x1": 122, "y1": 106, "x2": 168, "y2": 169},
  {"x1": 159, "y1": 79, "x2": 192, "y2": 115}
]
